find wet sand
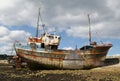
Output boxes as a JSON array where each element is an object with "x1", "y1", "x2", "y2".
[{"x1": 0, "y1": 64, "x2": 120, "y2": 81}]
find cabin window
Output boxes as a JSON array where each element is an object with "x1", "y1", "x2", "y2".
[{"x1": 41, "y1": 43, "x2": 45, "y2": 48}]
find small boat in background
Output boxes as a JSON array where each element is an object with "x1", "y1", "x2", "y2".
[{"x1": 14, "y1": 9, "x2": 112, "y2": 69}]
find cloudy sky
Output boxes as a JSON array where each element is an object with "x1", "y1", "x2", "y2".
[{"x1": 0, "y1": 0, "x2": 120, "y2": 56}]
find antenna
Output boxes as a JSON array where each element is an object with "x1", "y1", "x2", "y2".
[
  {"x1": 88, "y1": 14, "x2": 92, "y2": 44},
  {"x1": 95, "y1": 32, "x2": 103, "y2": 44}
]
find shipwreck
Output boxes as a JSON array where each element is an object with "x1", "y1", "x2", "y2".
[{"x1": 14, "y1": 9, "x2": 112, "y2": 69}]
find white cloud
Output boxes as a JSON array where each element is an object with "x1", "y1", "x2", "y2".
[
  {"x1": 0, "y1": 26, "x2": 31, "y2": 54},
  {"x1": 0, "y1": 0, "x2": 15, "y2": 9},
  {"x1": 0, "y1": 0, "x2": 41, "y2": 27},
  {"x1": 66, "y1": 26, "x2": 88, "y2": 38},
  {"x1": 62, "y1": 47, "x2": 74, "y2": 50},
  {"x1": 0, "y1": 0, "x2": 120, "y2": 39},
  {"x1": 0, "y1": 26, "x2": 10, "y2": 37},
  {"x1": 0, "y1": 27, "x2": 30, "y2": 43}
]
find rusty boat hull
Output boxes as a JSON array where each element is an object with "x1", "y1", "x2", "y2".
[
  {"x1": 14, "y1": 11, "x2": 112, "y2": 69},
  {"x1": 15, "y1": 44, "x2": 112, "y2": 69}
]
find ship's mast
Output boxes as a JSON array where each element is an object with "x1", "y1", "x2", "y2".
[
  {"x1": 36, "y1": 8, "x2": 45, "y2": 37},
  {"x1": 88, "y1": 14, "x2": 92, "y2": 44},
  {"x1": 36, "y1": 8, "x2": 40, "y2": 37},
  {"x1": 39, "y1": 7, "x2": 46, "y2": 34}
]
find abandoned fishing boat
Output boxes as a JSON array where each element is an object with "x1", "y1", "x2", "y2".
[{"x1": 14, "y1": 11, "x2": 112, "y2": 69}]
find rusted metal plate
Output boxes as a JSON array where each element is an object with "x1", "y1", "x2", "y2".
[{"x1": 15, "y1": 43, "x2": 112, "y2": 69}]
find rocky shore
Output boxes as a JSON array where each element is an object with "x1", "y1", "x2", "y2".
[{"x1": 0, "y1": 63, "x2": 120, "y2": 81}]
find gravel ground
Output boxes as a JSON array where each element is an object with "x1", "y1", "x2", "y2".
[{"x1": 0, "y1": 64, "x2": 120, "y2": 81}]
